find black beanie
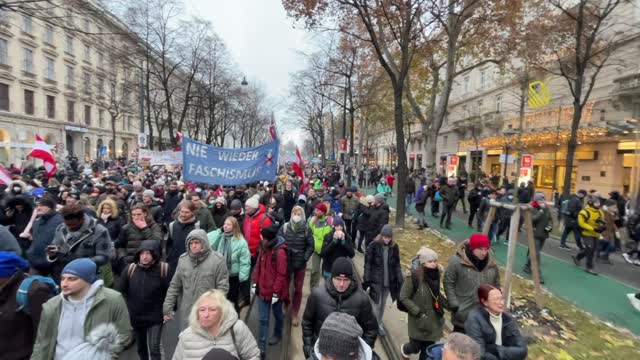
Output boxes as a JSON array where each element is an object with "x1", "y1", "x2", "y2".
[
  {"x1": 261, "y1": 225, "x2": 278, "y2": 241},
  {"x1": 331, "y1": 257, "x2": 353, "y2": 279},
  {"x1": 202, "y1": 348, "x2": 237, "y2": 360}
]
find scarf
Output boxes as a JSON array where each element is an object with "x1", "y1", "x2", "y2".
[
  {"x1": 179, "y1": 214, "x2": 197, "y2": 225},
  {"x1": 220, "y1": 232, "x2": 234, "y2": 272},
  {"x1": 465, "y1": 244, "x2": 488, "y2": 272},
  {"x1": 424, "y1": 267, "x2": 444, "y2": 316}
]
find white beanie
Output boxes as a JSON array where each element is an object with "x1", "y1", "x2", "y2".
[{"x1": 245, "y1": 197, "x2": 259, "y2": 209}]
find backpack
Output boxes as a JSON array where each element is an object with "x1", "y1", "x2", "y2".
[
  {"x1": 434, "y1": 191, "x2": 442, "y2": 202},
  {"x1": 127, "y1": 262, "x2": 168, "y2": 280},
  {"x1": 16, "y1": 275, "x2": 59, "y2": 314},
  {"x1": 561, "y1": 199, "x2": 570, "y2": 216},
  {"x1": 168, "y1": 220, "x2": 200, "y2": 239},
  {"x1": 271, "y1": 241, "x2": 296, "y2": 276},
  {"x1": 397, "y1": 268, "x2": 419, "y2": 313}
]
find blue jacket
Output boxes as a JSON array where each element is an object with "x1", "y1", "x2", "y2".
[
  {"x1": 427, "y1": 343, "x2": 444, "y2": 359},
  {"x1": 26, "y1": 211, "x2": 64, "y2": 271}
]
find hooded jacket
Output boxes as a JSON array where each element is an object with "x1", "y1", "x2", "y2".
[
  {"x1": 166, "y1": 217, "x2": 200, "y2": 270},
  {"x1": 252, "y1": 236, "x2": 289, "y2": 303},
  {"x1": 207, "y1": 229, "x2": 251, "y2": 282},
  {"x1": 163, "y1": 230, "x2": 230, "y2": 330},
  {"x1": 578, "y1": 204, "x2": 606, "y2": 238},
  {"x1": 363, "y1": 237, "x2": 403, "y2": 303},
  {"x1": 443, "y1": 241, "x2": 501, "y2": 328},
  {"x1": 119, "y1": 240, "x2": 169, "y2": 327},
  {"x1": 30, "y1": 280, "x2": 132, "y2": 360},
  {"x1": 321, "y1": 227, "x2": 355, "y2": 275},
  {"x1": 278, "y1": 207, "x2": 314, "y2": 272},
  {"x1": 312, "y1": 337, "x2": 379, "y2": 360},
  {"x1": 172, "y1": 309, "x2": 260, "y2": 360},
  {"x1": 309, "y1": 215, "x2": 334, "y2": 255},
  {"x1": 464, "y1": 307, "x2": 528, "y2": 360},
  {"x1": 364, "y1": 203, "x2": 390, "y2": 241},
  {"x1": 398, "y1": 264, "x2": 446, "y2": 342},
  {"x1": 243, "y1": 204, "x2": 273, "y2": 257},
  {"x1": 302, "y1": 275, "x2": 378, "y2": 354}
]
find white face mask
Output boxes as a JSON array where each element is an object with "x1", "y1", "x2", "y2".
[
  {"x1": 26, "y1": 185, "x2": 33, "y2": 192},
  {"x1": 13, "y1": 186, "x2": 21, "y2": 193},
  {"x1": 292, "y1": 215, "x2": 302, "y2": 223}
]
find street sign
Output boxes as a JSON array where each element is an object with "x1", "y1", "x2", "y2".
[
  {"x1": 521, "y1": 154, "x2": 533, "y2": 168},
  {"x1": 138, "y1": 133, "x2": 148, "y2": 148},
  {"x1": 339, "y1": 138, "x2": 348, "y2": 153},
  {"x1": 98, "y1": 145, "x2": 107, "y2": 156}
]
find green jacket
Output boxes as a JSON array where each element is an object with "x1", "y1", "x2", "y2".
[
  {"x1": 377, "y1": 183, "x2": 391, "y2": 194},
  {"x1": 439, "y1": 184, "x2": 459, "y2": 206},
  {"x1": 398, "y1": 268, "x2": 446, "y2": 342},
  {"x1": 196, "y1": 207, "x2": 217, "y2": 232},
  {"x1": 207, "y1": 229, "x2": 251, "y2": 282},
  {"x1": 30, "y1": 283, "x2": 132, "y2": 360},
  {"x1": 309, "y1": 215, "x2": 333, "y2": 254},
  {"x1": 340, "y1": 196, "x2": 360, "y2": 220},
  {"x1": 443, "y1": 241, "x2": 500, "y2": 328},
  {"x1": 531, "y1": 205, "x2": 553, "y2": 239}
]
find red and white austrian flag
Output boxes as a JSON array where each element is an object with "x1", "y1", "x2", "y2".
[
  {"x1": 0, "y1": 164, "x2": 12, "y2": 184},
  {"x1": 28, "y1": 135, "x2": 57, "y2": 177}
]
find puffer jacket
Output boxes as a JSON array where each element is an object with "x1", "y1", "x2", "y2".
[
  {"x1": 146, "y1": 201, "x2": 164, "y2": 225},
  {"x1": 117, "y1": 221, "x2": 164, "y2": 258},
  {"x1": 282, "y1": 189, "x2": 298, "y2": 221},
  {"x1": 464, "y1": 307, "x2": 528, "y2": 360},
  {"x1": 321, "y1": 229, "x2": 355, "y2": 275},
  {"x1": 163, "y1": 233, "x2": 230, "y2": 330},
  {"x1": 97, "y1": 215, "x2": 125, "y2": 246},
  {"x1": 119, "y1": 240, "x2": 169, "y2": 328},
  {"x1": 252, "y1": 237, "x2": 289, "y2": 303},
  {"x1": 578, "y1": 204, "x2": 606, "y2": 238},
  {"x1": 26, "y1": 211, "x2": 64, "y2": 271},
  {"x1": 309, "y1": 215, "x2": 334, "y2": 255},
  {"x1": 443, "y1": 241, "x2": 501, "y2": 328},
  {"x1": 302, "y1": 275, "x2": 378, "y2": 354},
  {"x1": 278, "y1": 219, "x2": 314, "y2": 273},
  {"x1": 243, "y1": 205, "x2": 272, "y2": 257},
  {"x1": 363, "y1": 237, "x2": 403, "y2": 302},
  {"x1": 364, "y1": 204, "x2": 390, "y2": 241},
  {"x1": 172, "y1": 311, "x2": 260, "y2": 360},
  {"x1": 564, "y1": 194, "x2": 584, "y2": 226},
  {"x1": 398, "y1": 266, "x2": 446, "y2": 342},
  {"x1": 207, "y1": 229, "x2": 251, "y2": 282}
]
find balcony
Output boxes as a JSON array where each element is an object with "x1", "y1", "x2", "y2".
[{"x1": 612, "y1": 73, "x2": 640, "y2": 96}]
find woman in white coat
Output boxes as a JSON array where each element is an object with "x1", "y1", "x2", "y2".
[{"x1": 172, "y1": 290, "x2": 260, "y2": 360}]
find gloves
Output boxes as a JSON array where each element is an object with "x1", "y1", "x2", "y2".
[
  {"x1": 362, "y1": 282, "x2": 370, "y2": 292},
  {"x1": 251, "y1": 283, "x2": 257, "y2": 296},
  {"x1": 595, "y1": 225, "x2": 606, "y2": 233},
  {"x1": 271, "y1": 295, "x2": 279, "y2": 305},
  {"x1": 545, "y1": 225, "x2": 553, "y2": 232}
]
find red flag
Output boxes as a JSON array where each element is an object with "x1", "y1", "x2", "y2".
[
  {"x1": 28, "y1": 135, "x2": 57, "y2": 177},
  {"x1": 0, "y1": 164, "x2": 12, "y2": 184},
  {"x1": 295, "y1": 147, "x2": 304, "y2": 167},
  {"x1": 175, "y1": 130, "x2": 183, "y2": 143},
  {"x1": 269, "y1": 117, "x2": 277, "y2": 141},
  {"x1": 293, "y1": 146, "x2": 305, "y2": 193}
]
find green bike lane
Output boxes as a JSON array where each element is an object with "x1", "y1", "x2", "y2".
[{"x1": 360, "y1": 187, "x2": 640, "y2": 335}]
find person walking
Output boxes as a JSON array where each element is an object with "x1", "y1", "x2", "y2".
[
  {"x1": 363, "y1": 224, "x2": 402, "y2": 336},
  {"x1": 96, "y1": 198, "x2": 125, "y2": 247},
  {"x1": 119, "y1": 240, "x2": 169, "y2": 360},
  {"x1": 207, "y1": 217, "x2": 251, "y2": 311},
  {"x1": 308, "y1": 203, "x2": 334, "y2": 288},
  {"x1": 444, "y1": 234, "x2": 500, "y2": 333},
  {"x1": 364, "y1": 193, "x2": 390, "y2": 248},
  {"x1": 340, "y1": 186, "x2": 360, "y2": 240},
  {"x1": 166, "y1": 201, "x2": 201, "y2": 276},
  {"x1": 278, "y1": 205, "x2": 314, "y2": 326},
  {"x1": 163, "y1": 229, "x2": 229, "y2": 330},
  {"x1": 243, "y1": 195, "x2": 273, "y2": 272},
  {"x1": 310, "y1": 312, "x2": 380, "y2": 360},
  {"x1": 405, "y1": 175, "x2": 416, "y2": 212},
  {"x1": 321, "y1": 217, "x2": 355, "y2": 279},
  {"x1": 399, "y1": 247, "x2": 446, "y2": 360},
  {"x1": 117, "y1": 204, "x2": 164, "y2": 273},
  {"x1": 354, "y1": 195, "x2": 374, "y2": 253},
  {"x1": 523, "y1": 193, "x2": 553, "y2": 284},
  {"x1": 467, "y1": 183, "x2": 482, "y2": 230},
  {"x1": 415, "y1": 183, "x2": 430, "y2": 230},
  {"x1": 440, "y1": 178, "x2": 459, "y2": 230},
  {"x1": 559, "y1": 189, "x2": 587, "y2": 250},
  {"x1": 572, "y1": 194, "x2": 607, "y2": 275},
  {"x1": 186, "y1": 192, "x2": 217, "y2": 232},
  {"x1": 31, "y1": 258, "x2": 133, "y2": 360},
  {"x1": 25, "y1": 196, "x2": 63, "y2": 275}
]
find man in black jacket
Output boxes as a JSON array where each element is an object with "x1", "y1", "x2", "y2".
[
  {"x1": 467, "y1": 183, "x2": 482, "y2": 230},
  {"x1": 364, "y1": 193, "x2": 390, "y2": 247},
  {"x1": 119, "y1": 240, "x2": 169, "y2": 360},
  {"x1": 163, "y1": 182, "x2": 183, "y2": 227},
  {"x1": 302, "y1": 257, "x2": 378, "y2": 358},
  {"x1": 559, "y1": 189, "x2": 587, "y2": 250}
]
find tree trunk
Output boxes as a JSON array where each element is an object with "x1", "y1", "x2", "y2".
[
  {"x1": 424, "y1": 131, "x2": 438, "y2": 179},
  {"x1": 111, "y1": 114, "x2": 117, "y2": 161},
  {"x1": 562, "y1": 104, "x2": 583, "y2": 198},
  {"x1": 393, "y1": 86, "x2": 407, "y2": 227}
]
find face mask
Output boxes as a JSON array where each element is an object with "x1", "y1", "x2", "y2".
[
  {"x1": 196, "y1": 188, "x2": 202, "y2": 193},
  {"x1": 209, "y1": 199, "x2": 216, "y2": 205},
  {"x1": 13, "y1": 186, "x2": 21, "y2": 193},
  {"x1": 26, "y1": 185, "x2": 33, "y2": 192},
  {"x1": 59, "y1": 186, "x2": 65, "y2": 192},
  {"x1": 292, "y1": 215, "x2": 302, "y2": 223}
]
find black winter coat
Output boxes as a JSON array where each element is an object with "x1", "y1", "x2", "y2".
[
  {"x1": 464, "y1": 307, "x2": 528, "y2": 360},
  {"x1": 278, "y1": 221, "x2": 314, "y2": 272},
  {"x1": 166, "y1": 219, "x2": 199, "y2": 270},
  {"x1": 363, "y1": 239, "x2": 403, "y2": 302},
  {"x1": 26, "y1": 211, "x2": 64, "y2": 271},
  {"x1": 210, "y1": 205, "x2": 230, "y2": 229},
  {"x1": 564, "y1": 195, "x2": 584, "y2": 226},
  {"x1": 97, "y1": 215, "x2": 125, "y2": 244},
  {"x1": 302, "y1": 278, "x2": 378, "y2": 355},
  {"x1": 163, "y1": 191, "x2": 183, "y2": 224},
  {"x1": 282, "y1": 190, "x2": 298, "y2": 222},
  {"x1": 321, "y1": 229, "x2": 355, "y2": 274},
  {"x1": 467, "y1": 188, "x2": 483, "y2": 209},
  {"x1": 355, "y1": 203, "x2": 372, "y2": 232},
  {"x1": 405, "y1": 178, "x2": 416, "y2": 195},
  {"x1": 116, "y1": 222, "x2": 164, "y2": 258},
  {"x1": 119, "y1": 240, "x2": 169, "y2": 327},
  {"x1": 365, "y1": 204, "x2": 390, "y2": 241}
]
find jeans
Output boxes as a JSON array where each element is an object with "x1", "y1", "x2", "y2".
[
  {"x1": 468, "y1": 205, "x2": 479, "y2": 228},
  {"x1": 402, "y1": 339, "x2": 435, "y2": 360},
  {"x1": 257, "y1": 297, "x2": 283, "y2": 352},
  {"x1": 598, "y1": 240, "x2": 616, "y2": 258},
  {"x1": 290, "y1": 267, "x2": 306, "y2": 316},
  {"x1": 525, "y1": 237, "x2": 546, "y2": 274},
  {"x1": 406, "y1": 193, "x2": 414, "y2": 211},
  {"x1": 440, "y1": 203, "x2": 454, "y2": 227},
  {"x1": 576, "y1": 236, "x2": 598, "y2": 270},
  {"x1": 374, "y1": 286, "x2": 390, "y2": 322},
  {"x1": 456, "y1": 192, "x2": 467, "y2": 213},
  {"x1": 134, "y1": 325, "x2": 163, "y2": 360},
  {"x1": 310, "y1": 252, "x2": 322, "y2": 289},
  {"x1": 416, "y1": 210, "x2": 428, "y2": 228},
  {"x1": 560, "y1": 222, "x2": 583, "y2": 248}
]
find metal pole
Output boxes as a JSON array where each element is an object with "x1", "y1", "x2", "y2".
[
  {"x1": 503, "y1": 144, "x2": 509, "y2": 181},
  {"x1": 341, "y1": 75, "x2": 347, "y2": 179},
  {"x1": 139, "y1": 59, "x2": 145, "y2": 134}
]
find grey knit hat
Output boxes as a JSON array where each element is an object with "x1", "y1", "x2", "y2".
[
  {"x1": 374, "y1": 193, "x2": 386, "y2": 204},
  {"x1": 417, "y1": 246, "x2": 439, "y2": 264},
  {"x1": 318, "y1": 312, "x2": 362, "y2": 359},
  {"x1": 380, "y1": 224, "x2": 393, "y2": 238},
  {"x1": 533, "y1": 192, "x2": 545, "y2": 202},
  {"x1": 142, "y1": 189, "x2": 155, "y2": 198}
]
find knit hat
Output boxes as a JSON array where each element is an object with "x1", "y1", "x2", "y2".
[
  {"x1": 230, "y1": 199, "x2": 242, "y2": 210},
  {"x1": 0, "y1": 251, "x2": 29, "y2": 278},
  {"x1": 374, "y1": 193, "x2": 386, "y2": 204},
  {"x1": 298, "y1": 194, "x2": 307, "y2": 203},
  {"x1": 577, "y1": 189, "x2": 587, "y2": 197},
  {"x1": 468, "y1": 233, "x2": 490, "y2": 251},
  {"x1": 349, "y1": 185, "x2": 358, "y2": 193},
  {"x1": 62, "y1": 258, "x2": 97, "y2": 284},
  {"x1": 333, "y1": 216, "x2": 345, "y2": 228},
  {"x1": 261, "y1": 225, "x2": 278, "y2": 241},
  {"x1": 380, "y1": 224, "x2": 393, "y2": 238},
  {"x1": 533, "y1": 192, "x2": 545, "y2": 202},
  {"x1": 37, "y1": 196, "x2": 57, "y2": 209},
  {"x1": 331, "y1": 257, "x2": 353, "y2": 279},
  {"x1": 245, "y1": 196, "x2": 259, "y2": 209},
  {"x1": 202, "y1": 348, "x2": 237, "y2": 360},
  {"x1": 365, "y1": 195, "x2": 375, "y2": 203},
  {"x1": 142, "y1": 189, "x2": 155, "y2": 198},
  {"x1": 417, "y1": 247, "x2": 438, "y2": 264},
  {"x1": 318, "y1": 312, "x2": 362, "y2": 359},
  {"x1": 215, "y1": 197, "x2": 226, "y2": 206},
  {"x1": 315, "y1": 202, "x2": 328, "y2": 215}
]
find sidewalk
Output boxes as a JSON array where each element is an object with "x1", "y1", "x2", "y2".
[{"x1": 362, "y1": 187, "x2": 640, "y2": 335}]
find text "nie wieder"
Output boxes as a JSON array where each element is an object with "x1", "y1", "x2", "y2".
[{"x1": 185, "y1": 143, "x2": 260, "y2": 161}]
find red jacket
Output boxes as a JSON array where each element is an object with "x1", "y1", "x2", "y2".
[
  {"x1": 252, "y1": 238, "x2": 289, "y2": 302},
  {"x1": 243, "y1": 204, "x2": 273, "y2": 257},
  {"x1": 386, "y1": 174, "x2": 395, "y2": 187}
]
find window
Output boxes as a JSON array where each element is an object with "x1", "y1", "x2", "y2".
[
  {"x1": 84, "y1": 44, "x2": 90, "y2": 62},
  {"x1": 66, "y1": 34, "x2": 74, "y2": 54},
  {"x1": 45, "y1": 25, "x2": 54, "y2": 44},
  {"x1": 23, "y1": 15, "x2": 32, "y2": 34},
  {"x1": 47, "y1": 95, "x2": 55, "y2": 119},
  {"x1": 477, "y1": 99, "x2": 483, "y2": 113},
  {"x1": 0, "y1": 10, "x2": 9, "y2": 24},
  {"x1": 98, "y1": 78, "x2": 104, "y2": 96},
  {"x1": 0, "y1": 38, "x2": 7, "y2": 65},
  {"x1": 464, "y1": 76, "x2": 470, "y2": 94},
  {"x1": 23, "y1": 48, "x2": 34, "y2": 73},
  {"x1": 480, "y1": 70, "x2": 486, "y2": 90},
  {"x1": 84, "y1": 105, "x2": 91, "y2": 125},
  {"x1": 83, "y1": 72, "x2": 91, "y2": 94},
  {"x1": 496, "y1": 95, "x2": 502, "y2": 113},
  {"x1": 98, "y1": 52, "x2": 104, "y2": 68},
  {"x1": 84, "y1": 18, "x2": 90, "y2": 33},
  {"x1": 67, "y1": 100, "x2": 74, "y2": 122},
  {"x1": 443, "y1": 135, "x2": 448, "y2": 147},
  {"x1": 99, "y1": 109, "x2": 104, "y2": 127},
  {"x1": 122, "y1": 116, "x2": 126, "y2": 130},
  {"x1": 65, "y1": 65, "x2": 74, "y2": 87},
  {"x1": 46, "y1": 58, "x2": 55, "y2": 80},
  {"x1": 0, "y1": 83, "x2": 8, "y2": 110},
  {"x1": 24, "y1": 89, "x2": 34, "y2": 115},
  {"x1": 110, "y1": 82, "x2": 116, "y2": 99}
]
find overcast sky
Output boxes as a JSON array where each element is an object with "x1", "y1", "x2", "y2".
[{"x1": 184, "y1": 0, "x2": 313, "y2": 145}]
